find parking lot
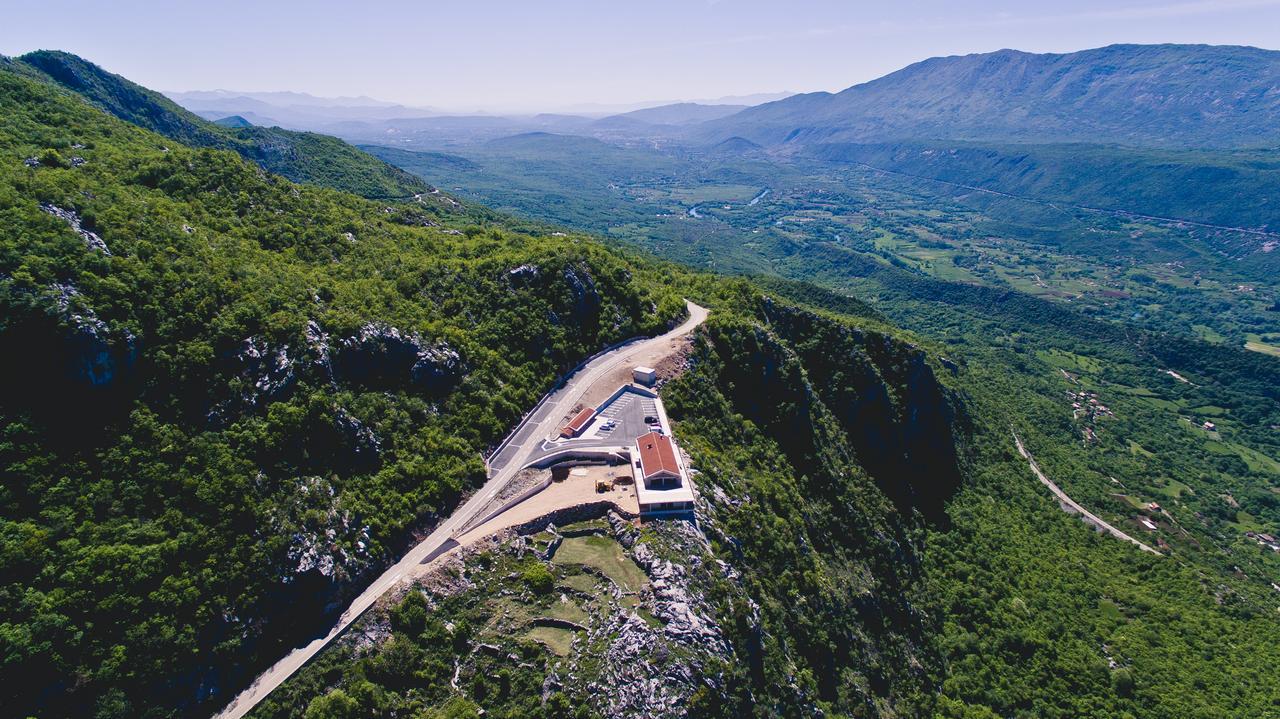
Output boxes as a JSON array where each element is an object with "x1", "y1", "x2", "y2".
[
  {"x1": 529, "y1": 386, "x2": 663, "y2": 464},
  {"x1": 591, "y1": 389, "x2": 660, "y2": 443}
]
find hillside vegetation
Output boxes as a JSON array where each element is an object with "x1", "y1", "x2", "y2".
[
  {"x1": 0, "y1": 58, "x2": 683, "y2": 717},
  {"x1": 805, "y1": 140, "x2": 1280, "y2": 233},
  {"x1": 251, "y1": 287, "x2": 967, "y2": 719},
  {"x1": 6, "y1": 47, "x2": 1280, "y2": 719},
  {"x1": 15, "y1": 51, "x2": 430, "y2": 199},
  {"x1": 678, "y1": 44, "x2": 1280, "y2": 236}
]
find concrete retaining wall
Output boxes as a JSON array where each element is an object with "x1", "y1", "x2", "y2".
[
  {"x1": 462, "y1": 475, "x2": 555, "y2": 532},
  {"x1": 526, "y1": 447, "x2": 628, "y2": 469},
  {"x1": 507, "y1": 501, "x2": 638, "y2": 537}
]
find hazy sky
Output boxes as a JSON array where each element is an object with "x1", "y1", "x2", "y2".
[{"x1": 4, "y1": 0, "x2": 1279, "y2": 112}]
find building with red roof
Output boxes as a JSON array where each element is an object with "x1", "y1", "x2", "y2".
[
  {"x1": 632, "y1": 430, "x2": 694, "y2": 516},
  {"x1": 560, "y1": 408, "x2": 596, "y2": 439},
  {"x1": 636, "y1": 431, "x2": 681, "y2": 487}
]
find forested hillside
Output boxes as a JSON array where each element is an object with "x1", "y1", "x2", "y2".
[
  {"x1": 679, "y1": 44, "x2": 1280, "y2": 238},
  {"x1": 751, "y1": 279, "x2": 1280, "y2": 719},
  {"x1": 366, "y1": 51, "x2": 1280, "y2": 715},
  {"x1": 14, "y1": 51, "x2": 430, "y2": 199},
  {"x1": 805, "y1": 140, "x2": 1280, "y2": 233},
  {"x1": 0, "y1": 59, "x2": 683, "y2": 717},
  {"x1": 251, "y1": 273, "x2": 1280, "y2": 719},
  {"x1": 251, "y1": 287, "x2": 967, "y2": 719}
]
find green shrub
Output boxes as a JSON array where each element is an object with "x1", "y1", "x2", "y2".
[{"x1": 522, "y1": 563, "x2": 555, "y2": 594}]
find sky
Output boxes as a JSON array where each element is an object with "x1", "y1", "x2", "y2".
[{"x1": 3, "y1": 0, "x2": 1280, "y2": 113}]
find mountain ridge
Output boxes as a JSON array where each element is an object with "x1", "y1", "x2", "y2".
[
  {"x1": 16, "y1": 50, "x2": 431, "y2": 199},
  {"x1": 694, "y1": 43, "x2": 1280, "y2": 149}
]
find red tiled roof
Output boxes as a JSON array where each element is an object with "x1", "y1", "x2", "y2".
[
  {"x1": 636, "y1": 431, "x2": 679, "y2": 479},
  {"x1": 561, "y1": 408, "x2": 596, "y2": 438}
]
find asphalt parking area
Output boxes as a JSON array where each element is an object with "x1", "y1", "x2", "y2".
[{"x1": 589, "y1": 390, "x2": 660, "y2": 445}]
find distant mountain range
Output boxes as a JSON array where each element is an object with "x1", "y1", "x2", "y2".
[
  {"x1": 601, "y1": 102, "x2": 748, "y2": 126},
  {"x1": 166, "y1": 89, "x2": 446, "y2": 129},
  {"x1": 358, "y1": 43, "x2": 1280, "y2": 238},
  {"x1": 163, "y1": 88, "x2": 794, "y2": 148},
  {"x1": 167, "y1": 44, "x2": 1280, "y2": 156},
  {"x1": 168, "y1": 88, "x2": 407, "y2": 108},
  {"x1": 158, "y1": 43, "x2": 1280, "y2": 231},
  {"x1": 694, "y1": 44, "x2": 1280, "y2": 149}
]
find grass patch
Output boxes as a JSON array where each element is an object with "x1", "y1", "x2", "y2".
[
  {"x1": 1098, "y1": 598, "x2": 1125, "y2": 623},
  {"x1": 1192, "y1": 324, "x2": 1227, "y2": 343},
  {"x1": 636, "y1": 605, "x2": 664, "y2": 628},
  {"x1": 1231, "y1": 511, "x2": 1269, "y2": 533},
  {"x1": 1245, "y1": 340, "x2": 1280, "y2": 358},
  {"x1": 1114, "y1": 494, "x2": 1148, "y2": 511},
  {"x1": 1037, "y1": 348, "x2": 1104, "y2": 374},
  {"x1": 542, "y1": 597, "x2": 590, "y2": 625},
  {"x1": 558, "y1": 572, "x2": 601, "y2": 594},
  {"x1": 488, "y1": 597, "x2": 538, "y2": 627},
  {"x1": 1203, "y1": 440, "x2": 1236, "y2": 455},
  {"x1": 552, "y1": 535, "x2": 648, "y2": 593},
  {"x1": 525, "y1": 626, "x2": 578, "y2": 657},
  {"x1": 1231, "y1": 444, "x2": 1280, "y2": 474},
  {"x1": 1128, "y1": 440, "x2": 1155, "y2": 458},
  {"x1": 1133, "y1": 394, "x2": 1180, "y2": 411},
  {"x1": 1114, "y1": 385, "x2": 1158, "y2": 397},
  {"x1": 557, "y1": 518, "x2": 610, "y2": 534},
  {"x1": 1155, "y1": 478, "x2": 1194, "y2": 499}
]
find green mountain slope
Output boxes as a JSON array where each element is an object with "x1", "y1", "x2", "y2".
[
  {"x1": 365, "y1": 55, "x2": 1280, "y2": 717},
  {"x1": 600, "y1": 102, "x2": 747, "y2": 126},
  {"x1": 697, "y1": 44, "x2": 1280, "y2": 149},
  {"x1": 0, "y1": 58, "x2": 685, "y2": 717},
  {"x1": 212, "y1": 115, "x2": 253, "y2": 129},
  {"x1": 684, "y1": 44, "x2": 1280, "y2": 234},
  {"x1": 254, "y1": 291, "x2": 962, "y2": 719},
  {"x1": 16, "y1": 50, "x2": 430, "y2": 199},
  {"x1": 254, "y1": 269, "x2": 1280, "y2": 719},
  {"x1": 1, "y1": 50, "x2": 956, "y2": 719}
]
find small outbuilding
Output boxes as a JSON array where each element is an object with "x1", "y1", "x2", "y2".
[
  {"x1": 560, "y1": 408, "x2": 596, "y2": 438},
  {"x1": 632, "y1": 365, "x2": 657, "y2": 386}
]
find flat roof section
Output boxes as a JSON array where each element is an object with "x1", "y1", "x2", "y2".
[{"x1": 632, "y1": 365, "x2": 657, "y2": 386}]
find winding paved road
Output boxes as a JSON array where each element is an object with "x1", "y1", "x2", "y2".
[
  {"x1": 214, "y1": 300, "x2": 707, "y2": 719},
  {"x1": 1013, "y1": 431, "x2": 1161, "y2": 556}
]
